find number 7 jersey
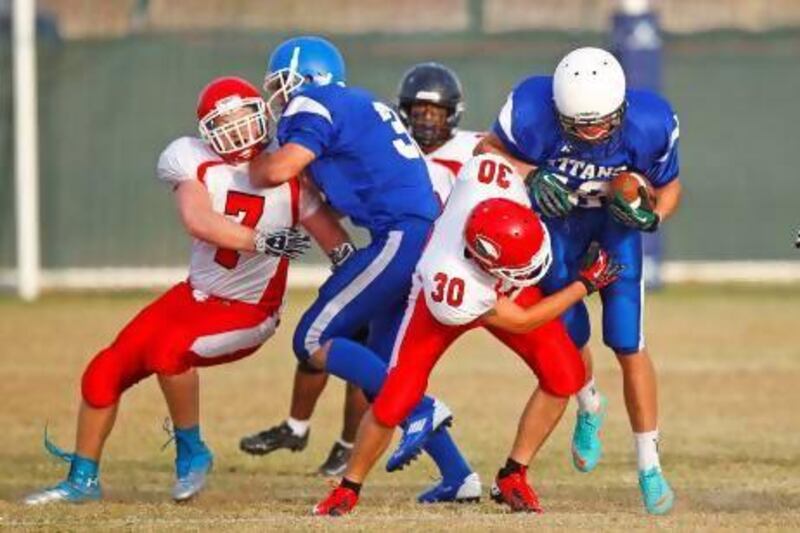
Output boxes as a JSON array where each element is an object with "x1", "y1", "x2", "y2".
[
  {"x1": 416, "y1": 154, "x2": 531, "y2": 326},
  {"x1": 156, "y1": 137, "x2": 321, "y2": 307}
]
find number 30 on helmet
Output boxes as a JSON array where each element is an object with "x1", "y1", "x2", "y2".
[{"x1": 464, "y1": 198, "x2": 552, "y2": 287}]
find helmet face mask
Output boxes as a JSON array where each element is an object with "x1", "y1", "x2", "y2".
[
  {"x1": 197, "y1": 77, "x2": 269, "y2": 163},
  {"x1": 397, "y1": 62, "x2": 464, "y2": 150},
  {"x1": 552, "y1": 47, "x2": 627, "y2": 145},
  {"x1": 263, "y1": 36, "x2": 347, "y2": 122},
  {"x1": 464, "y1": 197, "x2": 552, "y2": 289}
]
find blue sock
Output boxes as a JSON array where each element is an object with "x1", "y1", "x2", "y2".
[
  {"x1": 175, "y1": 425, "x2": 208, "y2": 456},
  {"x1": 325, "y1": 338, "x2": 388, "y2": 399},
  {"x1": 423, "y1": 428, "x2": 473, "y2": 484},
  {"x1": 68, "y1": 455, "x2": 99, "y2": 485}
]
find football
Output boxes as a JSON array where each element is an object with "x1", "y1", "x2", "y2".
[{"x1": 610, "y1": 170, "x2": 656, "y2": 209}]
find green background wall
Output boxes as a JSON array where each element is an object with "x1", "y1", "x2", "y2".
[{"x1": 1, "y1": 30, "x2": 798, "y2": 267}]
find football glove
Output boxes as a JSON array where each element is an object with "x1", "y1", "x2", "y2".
[
  {"x1": 609, "y1": 186, "x2": 660, "y2": 232},
  {"x1": 255, "y1": 228, "x2": 311, "y2": 259},
  {"x1": 527, "y1": 168, "x2": 573, "y2": 218},
  {"x1": 577, "y1": 242, "x2": 624, "y2": 294},
  {"x1": 328, "y1": 242, "x2": 355, "y2": 271},
  {"x1": 795, "y1": 228, "x2": 800, "y2": 249}
]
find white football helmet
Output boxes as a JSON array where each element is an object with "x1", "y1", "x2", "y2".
[{"x1": 552, "y1": 47, "x2": 626, "y2": 142}]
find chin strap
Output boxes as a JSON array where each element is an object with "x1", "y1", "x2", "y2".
[{"x1": 43, "y1": 423, "x2": 75, "y2": 464}]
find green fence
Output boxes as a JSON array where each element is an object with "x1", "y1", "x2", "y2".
[{"x1": 1, "y1": 30, "x2": 799, "y2": 268}]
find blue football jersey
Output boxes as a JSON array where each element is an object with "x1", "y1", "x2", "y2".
[
  {"x1": 276, "y1": 84, "x2": 439, "y2": 233},
  {"x1": 492, "y1": 75, "x2": 679, "y2": 208}
]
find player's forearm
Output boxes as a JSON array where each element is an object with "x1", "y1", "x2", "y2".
[
  {"x1": 249, "y1": 152, "x2": 295, "y2": 188},
  {"x1": 474, "y1": 133, "x2": 536, "y2": 177},
  {"x1": 654, "y1": 178, "x2": 682, "y2": 223},
  {"x1": 301, "y1": 204, "x2": 351, "y2": 255},
  {"x1": 183, "y1": 210, "x2": 256, "y2": 252},
  {"x1": 517, "y1": 282, "x2": 587, "y2": 331}
]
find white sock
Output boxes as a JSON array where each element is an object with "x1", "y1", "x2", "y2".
[
  {"x1": 337, "y1": 438, "x2": 354, "y2": 449},
  {"x1": 576, "y1": 377, "x2": 601, "y2": 413},
  {"x1": 286, "y1": 417, "x2": 309, "y2": 437},
  {"x1": 634, "y1": 430, "x2": 661, "y2": 472}
]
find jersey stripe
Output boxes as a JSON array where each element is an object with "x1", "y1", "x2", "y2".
[{"x1": 196, "y1": 160, "x2": 225, "y2": 185}]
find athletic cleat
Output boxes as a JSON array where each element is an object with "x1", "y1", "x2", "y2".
[
  {"x1": 571, "y1": 395, "x2": 607, "y2": 473},
  {"x1": 239, "y1": 421, "x2": 309, "y2": 456},
  {"x1": 386, "y1": 399, "x2": 452, "y2": 472},
  {"x1": 318, "y1": 441, "x2": 352, "y2": 477},
  {"x1": 490, "y1": 468, "x2": 542, "y2": 513},
  {"x1": 172, "y1": 445, "x2": 213, "y2": 502},
  {"x1": 639, "y1": 467, "x2": 674, "y2": 515},
  {"x1": 417, "y1": 472, "x2": 481, "y2": 504},
  {"x1": 313, "y1": 485, "x2": 359, "y2": 516},
  {"x1": 24, "y1": 478, "x2": 101, "y2": 506}
]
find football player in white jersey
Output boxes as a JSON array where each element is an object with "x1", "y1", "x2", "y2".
[
  {"x1": 24, "y1": 76, "x2": 351, "y2": 506},
  {"x1": 314, "y1": 153, "x2": 623, "y2": 516},
  {"x1": 397, "y1": 62, "x2": 484, "y2": 200}
]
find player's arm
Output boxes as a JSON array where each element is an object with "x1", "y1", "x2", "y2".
[
  {"x1": 249, "y1": 143, "x2": 317, "y2": 188},
  {"x1": 297, "y1": 177, "x2": 355, "y2": 268},
  {"x1": 653, "y1": 177, "x2": 682, "y2": 223},
  {"x1": 482, "y1": 243, "x2": 623, "y2": 334},
  {"x1": 175, "y1": 180, "x2": 310, "y2": 258},
  {"x1": 474, "y1": 132, "x2": 536, "y2": 177}
]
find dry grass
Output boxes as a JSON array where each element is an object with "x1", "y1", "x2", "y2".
[{"x1": 1, "y1": 284, "x2": 799, "y2": 531}]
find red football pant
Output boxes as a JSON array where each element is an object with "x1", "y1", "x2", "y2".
[
  {"x1": 373, "y1": 285, "x2": 585, "y2": 427},
  {"x1": 81, "y1": 282, "x2": 279, "y2": 408}
]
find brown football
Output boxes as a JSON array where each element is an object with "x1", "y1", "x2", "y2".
[{"x1": 610, "y1": 171, "x2": 656, "y2": 208}]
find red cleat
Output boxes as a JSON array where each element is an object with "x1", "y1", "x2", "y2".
[
  {"x1": 313, "y1": 485, "x2": 359, "y2": 516},
  {"x1": 490, "y1": 467, "x2": 543, "y2": 513}
]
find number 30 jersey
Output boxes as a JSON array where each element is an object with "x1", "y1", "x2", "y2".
[
  {"x1": 416, "y1": 153, "x2": 531, "y2": 326},
  {"x1": 156, "y1": 137, "x2": 321, "y2": 307},
  {"x1": 276, "y1": 84, "x2": 440, "y2": 235}
]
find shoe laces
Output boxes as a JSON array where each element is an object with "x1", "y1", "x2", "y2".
[{"x1": 574, "y1": 411, "x2": 598, "y2": 448}]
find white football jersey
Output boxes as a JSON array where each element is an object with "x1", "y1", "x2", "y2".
[
  {"x1": 156, "y1": 137, "x2": 321, "y2": 307},
  {"x1": 416, "y1": 153, "x2": 530, "y2": 326},
  {"x1": 428, "y1": 130, "x2": 484, "y2": 177}
]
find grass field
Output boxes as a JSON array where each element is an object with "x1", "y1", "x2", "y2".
[{"x1": 1, "y1": 284, "x2": 799, "y2": 531}]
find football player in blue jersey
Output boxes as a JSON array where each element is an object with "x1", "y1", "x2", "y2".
[
  {"x1": 477, "y1": 47, "x2": 681, "y2": 515},
  {"x1": 247, "y1": 36, "x2": 480, "y2": 505}
]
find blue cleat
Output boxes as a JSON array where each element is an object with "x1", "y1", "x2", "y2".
[
  {"x1": 24, "y1": 426, "x2": 102, "y2": 505},
  {"x1": 172, "y1": 444, "x2": 213, "y2": 502},
  {"x1": 386, "y1": 399, "x2": 452, "y2": 472},
  {"x1": 639, "y1": 467, "x2": 674, "y2": 515},
  {"x1": 24, "y1": 478, "x2": 101, "y2": 506},
  {"x1": 417, "y1": 472, "x2": 481, "y2": 504},
  {"x1": 571, "y1": 395, "x2": 607, "y2": 473}
]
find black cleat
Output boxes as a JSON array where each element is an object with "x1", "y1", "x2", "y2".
[
  {"x1": 239, "y1": 421, "x2": 309, "y2": 456},
  {"x1": 317, "y1": 441, "x2": 352, "y2": 477}
]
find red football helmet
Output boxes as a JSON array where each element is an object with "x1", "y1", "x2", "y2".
[
  {"x1": 464, "y1": 198, "x2": 552, "y2": 287},
  {"x1": 196, "y1": 76, "x2": 268, "y2": 162}
]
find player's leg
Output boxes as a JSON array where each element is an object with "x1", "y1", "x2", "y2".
[
  {"x1": 157, "y1": 369, "x2": 213, "y2": 502},
  {"x1": 23, "y1": 284, "x2": 191, "y2": 505},
  {"x1": 314, "y1": 292, "x2": 465, "y2": 515},
  {"x1": 600, "y1": 222, "x2": 673, "y2": 514},
  {"x1": 538, "y1": 215, "x2": 605, "y2": 472},
  {"x1": 366, "y1": 292, "x2": 478, "y2": 502},
  {"x1": 486, "y1": 306, "x2": 584, "y2": 512},
  {"x1": 295, "y1": 221, "x2": 455, "y2": 468}
]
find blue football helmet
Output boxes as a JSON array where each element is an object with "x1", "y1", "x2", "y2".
[{"x1": 263, "y1": 36, "x2": 346, "y2": 120}]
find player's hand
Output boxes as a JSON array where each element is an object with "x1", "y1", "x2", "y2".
[
  {"x1": 256, "y1": 228, "x2": 311, "y2": 259},
  {"x1": 328, "y1": 242, "x2": 355, "y2": 271},
  {"x1": 527, "y1": 168, "x2": 573, "y2": 218},
  {"x1": 609, "y1": 186, "x2": 660, "y2": 232},
  {"x1": 795, "y1": 228, "x2": 800, "y2": 249},
  {"x1": 577, "y1": 242, "x2": 624, "y2": 294}
]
